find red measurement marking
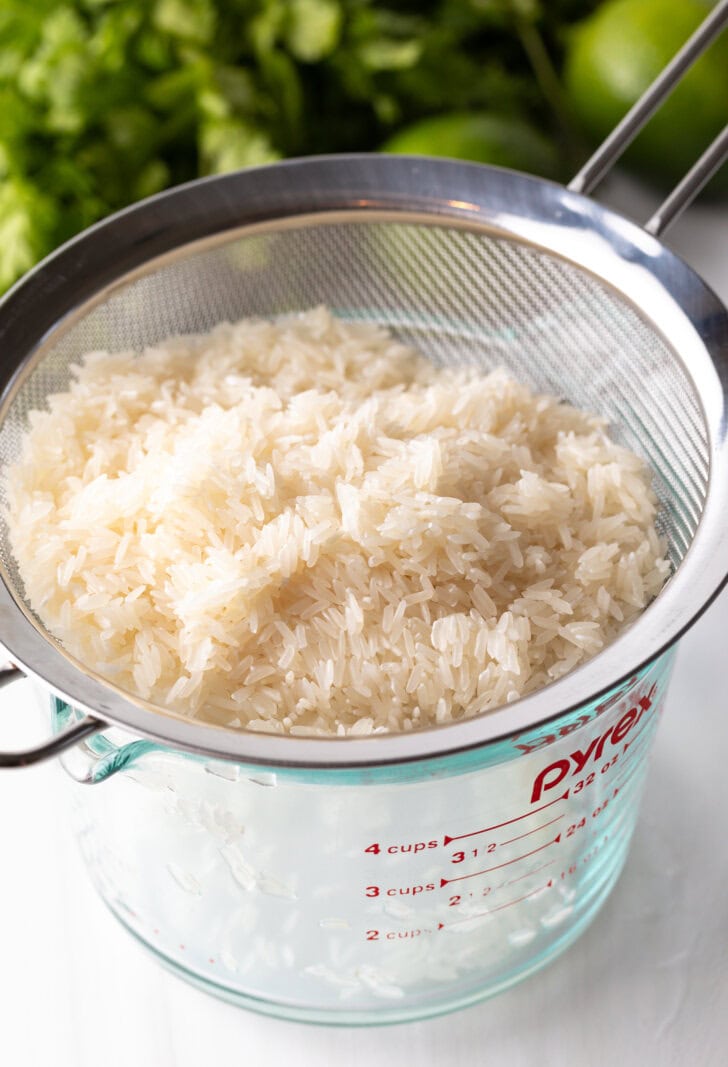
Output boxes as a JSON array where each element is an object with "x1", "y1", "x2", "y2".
[
  {"x1": 615, "y1": 718, "x2": 654, "y2": 765},
  {"x1": 615, "y1": 724, "x2": 653, "y2": 769},
  {"x1": 441, "y1": 879, "x2": 554, "y2": 928},
  {"x1": 629, "y1": 714, "x2": 655, "y2": 744},
  {"x1": 441, "y1": 835, "x2": 561, "y2": 887},
  {"x1": 609, "y1": 742, "x2": 653, "y2": 798},
  {"x1": 503, "y1": 859, "x2": 555, "y2": 888},
  {"x1": 610, "y1": 762, "x2": 642, "y2": 797},
  {"x1": 443, "y1": 789, "x2": 570, "y2": 846},
  {"x1": 500, "y1": 813, "x2": 564, "y2": 847}
]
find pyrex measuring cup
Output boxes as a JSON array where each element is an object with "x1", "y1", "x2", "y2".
[
  {"x1": 46, "y1": 650, "x2": 674, "y2": 1023},
  {"x1": 1, "y1": 2, "x2": 728, "y2": 1026}
]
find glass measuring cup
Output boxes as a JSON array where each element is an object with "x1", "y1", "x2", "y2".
[{"x1": 50, "y1": 649, "x2": 674, "y2": 1023}]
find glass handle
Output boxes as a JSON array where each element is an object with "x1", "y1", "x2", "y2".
[{"x1": 0, "y1": 666, "x2": 106, "y2": 769}]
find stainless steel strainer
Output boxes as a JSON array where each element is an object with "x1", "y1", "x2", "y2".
[{"x1": 1, "y1": 3, "x2": 728, "y2": 772}]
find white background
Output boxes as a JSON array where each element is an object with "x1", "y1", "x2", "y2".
[{"x1": 1, "y1": 179, "x2": 727, "y2": 1066}]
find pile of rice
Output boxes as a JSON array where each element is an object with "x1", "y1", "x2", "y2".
[{"x1": 4, "y1": 306, "x2": 670, "y2": 735}]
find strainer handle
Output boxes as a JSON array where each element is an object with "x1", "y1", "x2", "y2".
[
  {"x1": 568, "y1": 0, "x2": 728, "y2": 235},
  {"x1": 0, "y1": 666, "x2": 106, "y2": 769},
  {"x1": 643, "y1": 125, "x2": 728, "y2": 236}
]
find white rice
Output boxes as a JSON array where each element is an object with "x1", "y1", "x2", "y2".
[{"x1": 4, "y1": 306, "x2": 670, "y2": 735}]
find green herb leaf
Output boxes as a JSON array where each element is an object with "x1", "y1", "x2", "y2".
[
  {"x1": 0, "y1": 178, "x2": 57, "y2": 291},
  {"x1": 285, "y1": 0, "x2": 342, "y2": 63}
]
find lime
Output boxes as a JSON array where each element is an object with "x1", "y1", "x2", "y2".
[
  {"x1": 564, "y1": 0, "x2": 728, "y2": 189},
  {"x1": 381, "y1": 112, "x2": 562, "y2": 179}
]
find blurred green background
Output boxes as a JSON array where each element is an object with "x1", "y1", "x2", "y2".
[{"x1": 0, "y1": 0, "x2": 725, "y2": 293}]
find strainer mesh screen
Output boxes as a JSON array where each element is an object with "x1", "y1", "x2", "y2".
[{"x1": 0, "y1": 218, "x2": 708, "y2": 608}]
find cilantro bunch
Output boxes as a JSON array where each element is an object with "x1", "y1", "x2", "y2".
[{"x1": 0, "y1": 0, "x2": 595, "y2": 291}]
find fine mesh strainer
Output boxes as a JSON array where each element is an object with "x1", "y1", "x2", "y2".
[{"x1": 0, "y1": 4, "x2": 727, "y2": 774}]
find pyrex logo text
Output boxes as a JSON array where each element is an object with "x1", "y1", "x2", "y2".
[{"x1": 529, "y1": 684, "x2": 657, "y2": 804}]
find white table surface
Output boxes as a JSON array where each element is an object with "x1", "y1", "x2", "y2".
[{"x1": 1, "y1": 178, "x2": 727, "y2": 1067}]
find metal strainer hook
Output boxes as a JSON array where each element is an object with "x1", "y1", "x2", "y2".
[{"x1": 0, "y1": 667, "x2": 103, "y2": 768}]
